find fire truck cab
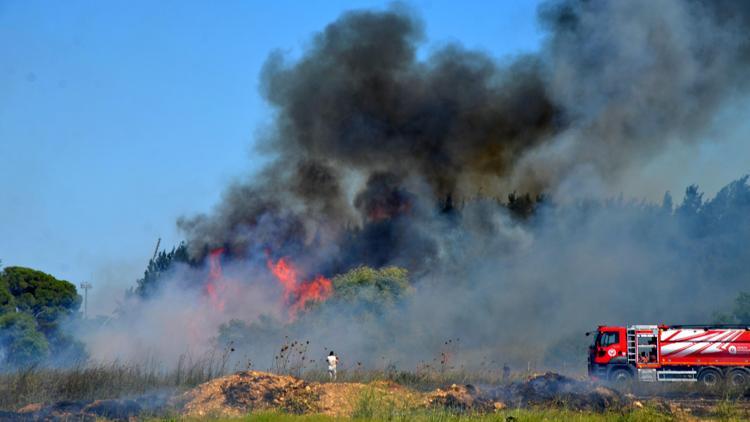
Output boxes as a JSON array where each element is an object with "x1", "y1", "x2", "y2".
[{"x1": 588, "y1": 324, "x2": 750, "y2": 386}]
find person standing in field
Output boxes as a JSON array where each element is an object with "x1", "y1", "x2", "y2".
[{"x1": 327, "y1": 351, "x2": 339, "y2": 381}]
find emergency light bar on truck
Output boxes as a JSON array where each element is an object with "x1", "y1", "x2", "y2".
[{"x1": 588, "y1": 324, "x2": 750, "y2": 386}]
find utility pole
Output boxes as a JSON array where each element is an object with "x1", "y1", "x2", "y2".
[
  {"x1": 80, "y1": 282, "x2": 92, "y2": 319},
  {"x1": 152, "y1": 237, "x2": 161, "y2": 262}
]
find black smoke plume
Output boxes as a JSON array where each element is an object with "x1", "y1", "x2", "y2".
[
  {"x1": 179, "y1": 1, "x2": 750, "y2": 269},
  {"x1": 79, "y1": 1, "x2": 750, "y2": 370}
]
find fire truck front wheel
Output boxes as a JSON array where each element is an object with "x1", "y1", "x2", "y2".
[
  {"x1": 697, "y1": 368, "x2": 722, "y2": 387},
  {"x1": 609, "y1": 368, "x2": 632, "y2": 383}
]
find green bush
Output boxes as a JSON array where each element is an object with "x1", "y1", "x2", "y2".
[
  {"x1": 330, "y1": 266, "x2": 412, "y2": 312},
  {"x1": 0, "y1": 312, "x2": 49, "y2": 366}
]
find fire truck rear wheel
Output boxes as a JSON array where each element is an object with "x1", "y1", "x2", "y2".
[
  {"x1": 609, "y1": 368, "x2": 632, "y2": 383},
  {"x1": 697, "y1": 368, "x2": 722, "y2": 387},
  {"x1": 727, "y1": 369, "x2": 749, "y2": 387}
]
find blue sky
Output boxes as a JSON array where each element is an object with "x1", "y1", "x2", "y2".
[{"x1": 0, "y1": 1, "x2": 544, "y2": 312}]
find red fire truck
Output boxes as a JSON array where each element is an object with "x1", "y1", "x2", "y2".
[{"x1": 588, "y1": 325, "x2": 750, "y2": 386}]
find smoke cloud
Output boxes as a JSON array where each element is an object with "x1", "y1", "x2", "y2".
[{"x1": 79, "y1": 1, "x2": 750, "y2": 371}]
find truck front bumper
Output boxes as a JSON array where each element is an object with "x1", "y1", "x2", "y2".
[{"x1": 588, "y1": 363, "x2": 609, "y2": 381}]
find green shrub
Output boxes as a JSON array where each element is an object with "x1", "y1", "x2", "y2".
[{"x1": 0, "y1": 312, "x2": 49, "y2": 366}]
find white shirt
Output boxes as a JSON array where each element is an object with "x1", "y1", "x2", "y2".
[{"x1": 327, "y1": 355, "x2": 338, "y2": 369}]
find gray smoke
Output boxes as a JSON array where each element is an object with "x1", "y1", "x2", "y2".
[
  {"x1": 513, "y1": 0, "x2": 750, "y2": 190},
  {"x1": 89, "y1": 2, "x2": 750, "y2": 371}
]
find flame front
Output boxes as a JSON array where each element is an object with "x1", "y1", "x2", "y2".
[
  {"x1": 267, "y1": 257, "x2": 332, "y2": 318},
  {"x1": 202, "y1": 249, "x2": 330, "y2": 318},
  {"x1": 206, "y1": 247, "x2": 226, "y2": 311}
]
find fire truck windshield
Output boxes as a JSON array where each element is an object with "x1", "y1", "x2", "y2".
[{"x1": 597, "y1": 331, "x2": 619, "y2": 347}]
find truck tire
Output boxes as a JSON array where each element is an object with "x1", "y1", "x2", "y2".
[
  {"x1": 727, "y1": 369, "x2": 749, "y2": 387},
  {"x1": 609, "y1": 368, "x2": 632, "y2": 384},
  {"x1": 697, "y1": 368, "x2": 722, "y2": 387}
]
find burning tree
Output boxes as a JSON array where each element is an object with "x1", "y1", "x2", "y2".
[{"x1": 134, "y1": 242, "x2": 191, "y2": 299}]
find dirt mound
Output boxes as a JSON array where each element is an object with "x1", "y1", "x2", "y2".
[
  {"x1": 176, "y1": 370, "x2": 320, "y2": 417},
  {"x1": 493, "y1": 372, "x2": 629, "y2": 411},
  {"x1": 2, "y1": 399, "x2": 142, "y2": 421},
  {"x1": 314, "y1": 382, "x2": 368, "y2": 417},
  {"x1": 426, "y1": 384, "x2": 504, "y2": 412},
  {"x1": 177, "y1": 371, "x2": 424, "y2": 418},
  {"x1": 424, "y1": 373, "x2": 628, "y2": 413},
  {"x1": 174, "y1": 371, "x2": 627, "y2": 417}
]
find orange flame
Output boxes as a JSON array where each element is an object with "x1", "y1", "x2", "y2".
[
  {"x1": 292, "y1": 275, "x2": 333, "y2": 314},
  {"x1": 206, "y1": 247, "x2": 226, "y2": 311},
  {"x1": 267, "y1": 257, "x2": 332, "y2": 317}
]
